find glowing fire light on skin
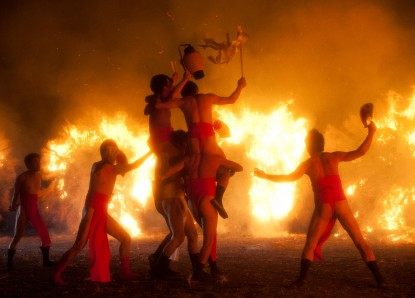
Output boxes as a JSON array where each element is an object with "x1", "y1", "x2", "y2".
[
  {"x1": 217, "y1": 102, "x2": 308, "y2": 223},
  {"x1": 43, "y1": 113, "x2": 155, "y2": 237}
]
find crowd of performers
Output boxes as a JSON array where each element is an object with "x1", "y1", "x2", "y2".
[{"x1": 4, "y1": 68, "x2": 385, "y2": 288}]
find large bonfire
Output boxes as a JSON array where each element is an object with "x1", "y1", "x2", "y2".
[{"x1": 41, "y1": 90, "x2": 415, "y2": 243}]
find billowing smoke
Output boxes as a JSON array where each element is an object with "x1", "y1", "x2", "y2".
[{"x1": 1, "y1": 1, "x2": 415, "y2": 238}]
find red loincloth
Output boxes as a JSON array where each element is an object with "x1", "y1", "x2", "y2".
[
  {"x1": 189, "y1": 177, "x2": 216, "y2": 208},
  {"x1": 87, "y1": 193, "x2": 111, "y2": 283},
  {"x1": 150, "y1": 126, "x2": 173, "y2": 145},
  {"x1": 189, "y1": 122, "x2": 215, "y2": 141},
  {"x1": 313, "y1": 175, "x2": 346, "y2": 260},
  {"x1": 188, "y1": 178, "x2": 218, "y2": 262},
  {"x1": 20, "y1": 193, "x2": 51, "y2": 247}
]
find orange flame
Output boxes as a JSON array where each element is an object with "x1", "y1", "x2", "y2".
[{"x1": 217, "y1": 101, "x2": 308, "y2": 233}]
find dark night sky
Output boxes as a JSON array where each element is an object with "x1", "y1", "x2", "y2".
[{"x1": 1, "y1": 0, "x2": 415, "y2": 157}]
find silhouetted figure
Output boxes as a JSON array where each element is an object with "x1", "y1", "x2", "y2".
[
  {"x1": 255, "y1": 122, "x2": 385, "y2": 288},
  {"x1": 8, "y1": 153, "x2": 55, "y2": 270},
  {"x1": 149, "y1": 130, "x2": 199, "y2": 279},
  {"x1": 156, "y1": 78, "x2": 247, "y2": 219},
  {"x1": 161, "y1": 130, "x2": 243, "y2": 282},
  {"x1": 52, "y1": 140, "x2": 150, "y2": 285}
]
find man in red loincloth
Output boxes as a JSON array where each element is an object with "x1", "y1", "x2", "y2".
[
  {"x1": 8, "y1": 153, "x2": 55, "y2": 270},
  {"x1": 52, "y1": 140, "x2": 150, "y2": 285},
  {"x1": 149, "y1": 130, "x2": 199, "y2": 279},
  {"x1": 254, "y1": 122, "x2": 384, "y2": 287},
  {"x1": 154, "y1": 78, "x2": 246, "y2": 219}
]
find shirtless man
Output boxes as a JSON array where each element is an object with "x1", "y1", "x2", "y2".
[
  {"x1": 156, "y1": 78, "x2": 247, "y2": 218},
  {"x1": 149, "y1": 130, "x2": 199, "y2": 278},
  {"x1": 7, "y1": 153, "x2": 55, "y2": 270},
  {"x1": 254, "y1": 122, "x2": 384, "y2": 287},
  {"x1": 192, "y1": 77, "x2": 246, "y2": 219},
  {"x1": 159, "y1": 131, "x2": 243, "y2": 281},
  {"x1": 190, "y1": 153, "x2": 243, "y2": 281},
  {"x1": 145, "y1": 71, "x2": 195, "y2": 277},
  {"x1": 52, "y1": 140, "x2": 150, "y2": 285},
  {"x1": 155, "y1": 81, "x2": 200, "y2": 180},
  {"x1": 144, "y1": 71, "x2": 190, "y2": 162}
]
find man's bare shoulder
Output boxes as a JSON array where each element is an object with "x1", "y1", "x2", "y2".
[
  {"x1": 17, "y1": 170, "x2": 32, "y2": 180},
  {"x1": 101, "y1": 162, "x2": 115, "y2": 172},
  {"x1": 324, "y1": 151, "x2": 342, "y2": 160},
  {"x1": 16, "y1": 172, "x2": 26, "y2": 182},
  {"x1": 196, "y1": 93, "x2": 217, "y2": 100}
]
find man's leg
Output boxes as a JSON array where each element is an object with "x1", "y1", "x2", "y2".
[
  {"x1": 184, "y1": 208, "x2": 199, "y2": 274},
  {"x1": 203, "y1": 141, "x2": 230, "y2": 219},
  {"x1": 296, "y1": 204, "x2": 332, "y2": 285},
  {"x1": 198, "y1": 198, "x2": 218, "y2": 265},
  {"x1": 335, "y1": 201, "x2": 375, "y2": 261},
  {"x1": 52, "y1": 209, "x2": 94, "y2": 285},
  {"x1": 27, "y1": 206, "x2": 54, "y2": 266},
  {"x1": 150, "y1": 184, "x2": 172, "y2": 263},
  {"x1": 106, "y1": 214, "x2": 136, "y2": 279},
  {"x1": 211, "y1": 169, "x2": 230, "y2": 219},
  {"x1": 335, "y1": 200, "x2": 383, "y2": 287},
  {"x1": 191, "y1": 197, "x2": 218, "y2": 281},
  {"x1": 8, "y1": 207, "x2": 27, "y2": 270},
  {"x1": 162, "y1": 199, "x2": 186, "y2": 257},
  {"x1": 152, "y1": 199, "x2": 186, "y2": 278}
]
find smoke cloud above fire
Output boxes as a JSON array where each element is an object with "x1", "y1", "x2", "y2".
[{"x1": 1, "y1": 0, "x2": 415, "y2": 238}]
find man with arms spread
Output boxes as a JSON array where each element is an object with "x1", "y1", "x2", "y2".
[{"x1": 255, "y1": 122, "x2": 384, "y2": 287}]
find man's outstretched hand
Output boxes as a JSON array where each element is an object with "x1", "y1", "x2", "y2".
[{"x1": 254, "y1": 168, "x2": 266, "y2": 178}]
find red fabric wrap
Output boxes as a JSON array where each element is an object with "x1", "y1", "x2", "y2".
[
  {"x1": 189, "y1": 177, "x2": 216, "y2": 208},
  {"x1": 313, "y1": 175, "x2": 346, "y2": 260},
  {"x1": 20, "y1": 193, "x2": 51, "y2": 247},
  {"x1": 189, "y1": 122, "x2": 215, "y2": 140},
  {"x1": 88, "y1": 193, "x2": 111, "y2": 283},
  {"x1": 150, "y1": 126, "x2": 173, "y2": 144}
]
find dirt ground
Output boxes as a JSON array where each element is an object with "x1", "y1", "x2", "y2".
[{"x1": 0, "y1": 235, "x2": 414, "y2": 297}]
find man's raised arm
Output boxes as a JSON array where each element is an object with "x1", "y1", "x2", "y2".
[
  {"x1": 212, "y1": 77, "x2": 246, "y2": 105},
  {"x1": 335, "y1": 122, "x2": 377, "y2": 162},
  {"x1": 169, "y1": 70, "x2": 191, "y2": 100}
]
